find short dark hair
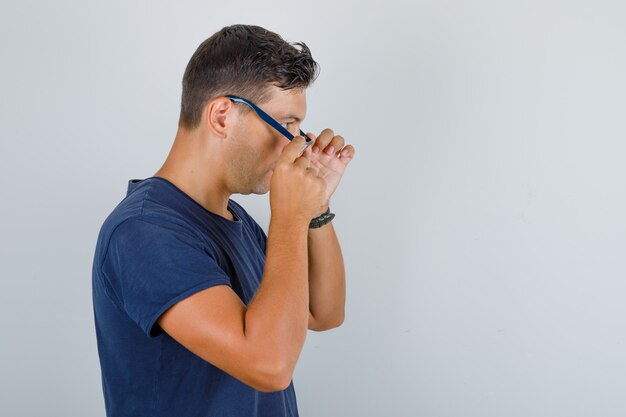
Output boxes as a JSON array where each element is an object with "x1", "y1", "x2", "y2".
[{"x1": 178, "y1": 24, "x2": 320, "y2": 129}]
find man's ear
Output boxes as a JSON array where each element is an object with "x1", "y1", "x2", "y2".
[{"x1": 204, "y1": 97, "x2": 235, "y2": 139}]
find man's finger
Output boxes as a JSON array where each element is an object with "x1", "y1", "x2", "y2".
[
  {"x1": 311, "y1": 128, "x2": 334, "y2": 153},
  {"x1": 323, "y1": 135, "x2": 345, "y2": 156},
  {"x1": 277, "y1": 136, "x2": 312, "y2": 164}
]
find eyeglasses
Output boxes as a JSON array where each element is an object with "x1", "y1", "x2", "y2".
[{"x1": 226, "y1": 95, "x2": 307, "y2": 142}]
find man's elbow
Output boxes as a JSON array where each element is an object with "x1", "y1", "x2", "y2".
[
  {"x1": 253, "y1": 354, "x2": 298, "y2": 393},
  {"x1": 255, "y1": 376, "x2": 291, "y2": 393},
  {"x1": 312, "y1": 314, "x2": 345, "y2": 332},
  {"x1": 326, "y1": 314, "x2": 345, "y2": 330}
]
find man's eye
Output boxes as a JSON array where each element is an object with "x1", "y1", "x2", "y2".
[{"x1": 281, "y1": 122, "x2": 291, "y2": 129}]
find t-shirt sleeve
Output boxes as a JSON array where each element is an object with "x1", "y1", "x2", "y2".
[{"x1": 100, "y1": 217, "x2": 232, "y2": 338}]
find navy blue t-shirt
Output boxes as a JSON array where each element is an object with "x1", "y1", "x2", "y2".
[{"x1": 91, "y1": 176, "x2": 299, "y2": 417}]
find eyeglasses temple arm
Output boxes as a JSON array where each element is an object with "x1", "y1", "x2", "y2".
[{"x1": 227, "y1": 95, "x2": 308, "y2": 142}]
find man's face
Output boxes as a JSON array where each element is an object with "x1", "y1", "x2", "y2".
[{"x1": 226, "y1": 86, "x2": 307, "y2": 195}]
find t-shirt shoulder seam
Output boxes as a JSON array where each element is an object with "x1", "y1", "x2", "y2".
[
  {"x1": 96, "y1": 217, "x2": 145, "y2": 314},
  {"x1": 98, "y1": 216, "x2": 145, "y2": 287},
  {"x1": 140, "y1": 186, "x2": 149, "y2": 216}
]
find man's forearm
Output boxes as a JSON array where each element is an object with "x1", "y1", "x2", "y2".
[
  {"x1": 307, "y1": 221, "x2": 346, "y2": 328},
  {"x1": 244, "y1": 217, "x2": 310, "y2": 382}
]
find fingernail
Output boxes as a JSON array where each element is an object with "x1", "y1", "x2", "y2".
[
  {"x1": 312, "y1": 146, "x2": 320, "y2": 154},
  {"x1": 326, "y1": 146, "x2": 335, "y2": 155}
]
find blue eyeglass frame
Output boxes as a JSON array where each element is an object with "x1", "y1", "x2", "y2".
[{"x1": 226, "y1": 95, "x2": 307, "y2": 141}]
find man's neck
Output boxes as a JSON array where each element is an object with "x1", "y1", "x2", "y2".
[{"x1": 154, "y1": 128, "x2": 234, "y2": 221}]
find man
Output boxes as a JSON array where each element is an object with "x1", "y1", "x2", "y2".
[{"x1": 91, "y1": 24, "x2": 355, "y2": 417}]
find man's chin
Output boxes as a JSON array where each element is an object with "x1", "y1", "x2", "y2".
[
  {"x1": 249, "y1": 187, "x2": 270, "y2": 195},
  {"x1": 250, "y1": 178, "x2": 271, "y2": 195},
  {"x1": 247, "y1": 169, "x2": 273, "y2": 195}
]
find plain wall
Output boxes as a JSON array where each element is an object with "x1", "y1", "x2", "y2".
[{"x1": 1, "y1": 0, "x2": 625, "y2": 416}]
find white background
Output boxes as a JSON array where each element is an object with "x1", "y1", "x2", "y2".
[{"x1": 1, "y1": 1, "x2": 625, "y2": 416}]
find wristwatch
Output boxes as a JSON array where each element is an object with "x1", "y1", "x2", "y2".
[{"x1": 309, "y1": 207, "x2": 335, "y2": 229}]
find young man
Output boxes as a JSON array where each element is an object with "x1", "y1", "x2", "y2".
[{"x1": 91, "y1": 24, "x2": 355, "y2": 416}]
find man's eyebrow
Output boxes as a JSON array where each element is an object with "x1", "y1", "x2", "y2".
[{"x1": 280, "y1": 114, "x2": 303, "y2": 122}]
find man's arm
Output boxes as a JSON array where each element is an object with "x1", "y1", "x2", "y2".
[
  {"x1": 307, "y1": 220, "x2": 346, "y2": 331},
  {"x1": 301, "y1": 128, "x2": 352, "y2": 332},
  {"x1": 158, "y1": 217, "x2": 310, "y2": 393},
  {"x1": 157, "y1": 136, "x2": 319, "y2": 394}
]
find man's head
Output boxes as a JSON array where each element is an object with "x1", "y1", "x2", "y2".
[
  {"x1": 177, "y1": 24, "x2": 319, "y2": 195},
  {"x1": 178, "y1": 24, "x2": 319, "y2": 130}
]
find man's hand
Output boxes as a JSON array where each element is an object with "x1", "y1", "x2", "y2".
[
  {"x1": 270, "y1": 136, "x2": 327, "y2": 224},
  {"x1": 302, "y1": 128, "x2": 356, "y2": 216}
]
